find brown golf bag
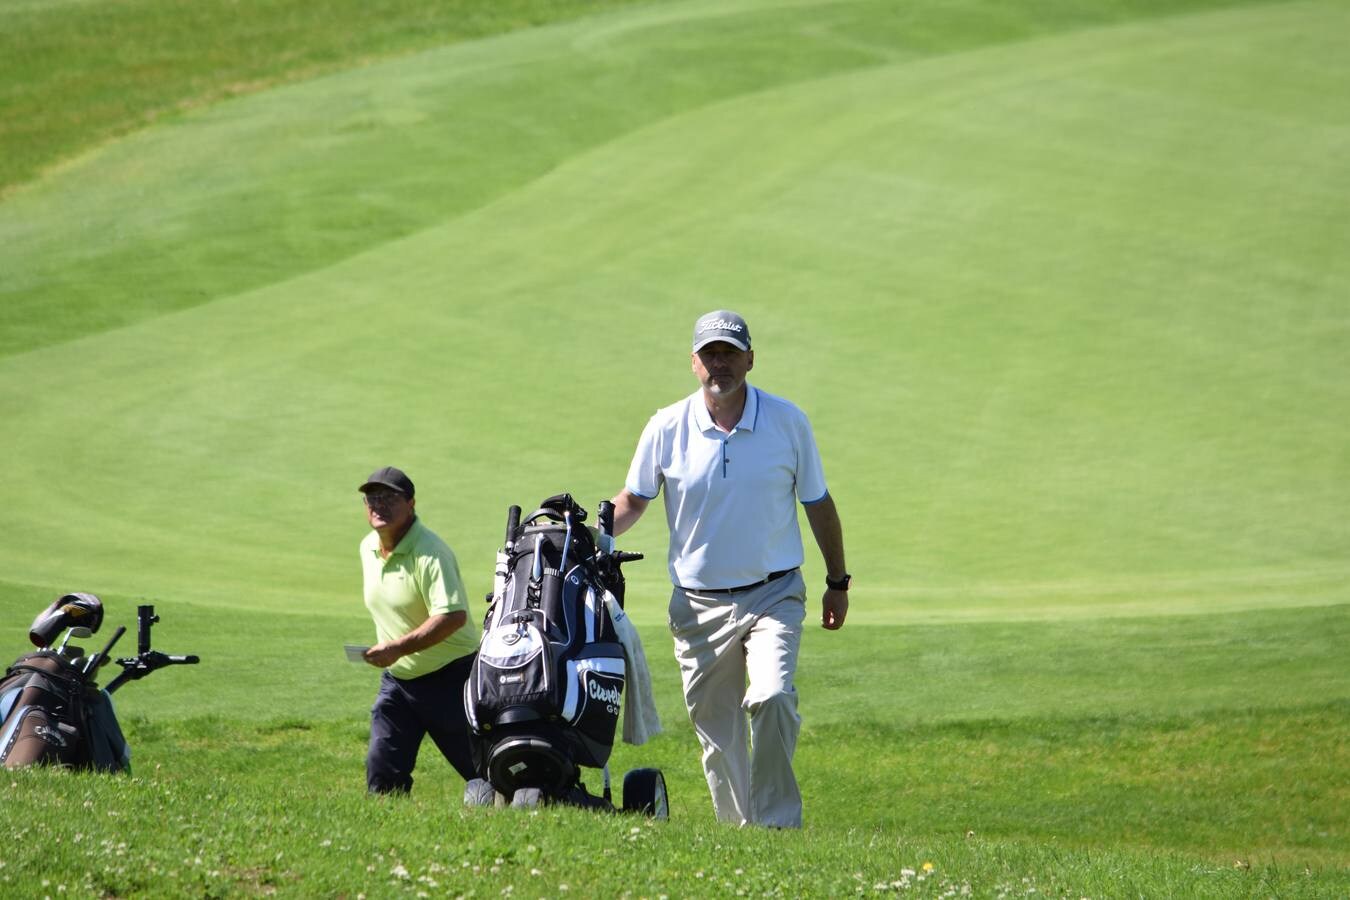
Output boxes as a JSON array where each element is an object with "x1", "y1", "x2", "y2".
[
  {"x1": 1, "y1": 595, "x2": 197, "y2": 774},
  {"x1": 0, "y1": 650, "x2": 129, "y2": 771}
]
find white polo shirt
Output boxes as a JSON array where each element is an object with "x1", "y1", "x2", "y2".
[{"x1": 624, "y1": 384, "x2": 829, "y2": 590}]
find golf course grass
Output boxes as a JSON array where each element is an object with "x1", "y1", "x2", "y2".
[{"x1": 1, "y1": 0, "x2": 1346, "y2": 896}]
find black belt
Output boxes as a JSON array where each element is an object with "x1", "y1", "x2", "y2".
[{"x1": 685, "y1": 568, "x2": 798, "y2": 595}]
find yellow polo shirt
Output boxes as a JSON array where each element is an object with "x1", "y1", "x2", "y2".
[{"x1": 361, "y1": 518, "x2": 478, "y2": 679}]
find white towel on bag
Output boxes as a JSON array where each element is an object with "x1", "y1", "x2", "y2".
[{"x1": 603, "y1": 591, "x2": 662, "y2": 744}]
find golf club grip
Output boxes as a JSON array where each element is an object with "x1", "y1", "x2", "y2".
[
  {"x1": 83, "y1": 625, "x2": 127, "y2": 675},
  {"x1": 615, "y1": 551, "x2": 644, "y2": 563},
  {"x1": 505, "y1": 505, "x2": 521, "y2": 546}
]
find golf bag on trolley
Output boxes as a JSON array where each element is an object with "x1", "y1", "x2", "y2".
[
  {"x1": 465, "y1": 493, "x2": 666, "y2": 814},
  {"x1": 1, "y1": 594, "x2": 198, "y2": 773}
]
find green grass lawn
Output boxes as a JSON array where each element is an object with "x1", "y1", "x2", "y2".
[{"x1": 1, "y1": 0, "x2": 1347, "y2": 895}]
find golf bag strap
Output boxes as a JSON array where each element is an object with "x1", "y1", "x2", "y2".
[{"x1": 5, "y1": 663, "x2": 81, "y2": 691}]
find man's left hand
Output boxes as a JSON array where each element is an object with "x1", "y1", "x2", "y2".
[
  {"x1": 364, "y1": 643, "x2": 402, "y2": 668},
  {"x1": 822, "y1": 589, "x2": 848, "y2": 630}
]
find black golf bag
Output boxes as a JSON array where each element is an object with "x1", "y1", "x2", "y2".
[
  {"x1": 1, "y1": 596, "x2": 198, "y2": 774},
  {"x1": 465, "y1": 494, "x2": 639, "y2": 799}
]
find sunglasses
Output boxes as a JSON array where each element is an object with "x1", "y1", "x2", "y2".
[{"x1": 363, "y1": 490, "x2": 408, "y2": 508}]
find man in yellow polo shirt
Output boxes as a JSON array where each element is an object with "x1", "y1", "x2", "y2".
[{"x1": 359, "y1": 466, "x2": 479, "y2": 794}]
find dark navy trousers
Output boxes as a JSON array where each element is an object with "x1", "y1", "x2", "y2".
[{"x1": 367, "y1": 653, "x2": 476, "y2": 793}]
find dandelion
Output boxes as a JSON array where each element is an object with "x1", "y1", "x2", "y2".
[{"x1": 922, "y1": 863, "x2": 934, "y2": 873}]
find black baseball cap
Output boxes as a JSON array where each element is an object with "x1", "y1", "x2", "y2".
[
  {"x1": 359, "y1": 466, "x2": 415, "y2": 498},
  {"x1": 692, "y1": 310, "x2": 751, "y2": 352}
]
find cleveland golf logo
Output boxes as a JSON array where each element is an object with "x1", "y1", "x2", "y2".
[
  {"x1": 588, "y1": 680, "x2": 622, "y2": 706},
  {"x1": 698, "y1": 318, "x2": 743, "y2": 334},
  {"x1": 589, "y1": 679, "x2": 622, "y2": 715}
]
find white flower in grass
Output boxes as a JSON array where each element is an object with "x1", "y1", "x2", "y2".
[
  {"x1": 900, "y1": 869, "x2": 916, "y2": 878},
  {"x1": 390, "y1": 864, "x2": 410, "y2": 880}
]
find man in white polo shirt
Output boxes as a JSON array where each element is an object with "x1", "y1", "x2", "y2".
[{"x1": 609, "y1": 310, "x2": 849, "y2": 828}]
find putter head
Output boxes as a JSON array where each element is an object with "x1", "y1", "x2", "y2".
[{"x1": 29, "y1": 593, "x2": 104, "y2": 647}]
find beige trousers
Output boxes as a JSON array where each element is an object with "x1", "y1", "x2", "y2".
[{"x1": 668, "y1": 570, "x2": 806, "y2": 828}]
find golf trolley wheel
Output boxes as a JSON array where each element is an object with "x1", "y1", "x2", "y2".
[
  {"x1": 621, "y1": 768, "x2": 668, "y2": 820},
  {"x1": 463, "y1": 778, "x2": 498, "y2": 808},
  {"x1": 510, "y1": 787, "x2": 544, "y2": 809}
]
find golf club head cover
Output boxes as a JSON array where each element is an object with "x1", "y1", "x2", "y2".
[{"x1": 28, "y1": 592, "x2": 104, "y2": 647}]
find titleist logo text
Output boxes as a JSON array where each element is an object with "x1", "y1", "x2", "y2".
[{"x1": 698, "y1": 319, "x2": 743, "y2": 333}]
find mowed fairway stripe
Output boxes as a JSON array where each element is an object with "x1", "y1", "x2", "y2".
[
  {"x1": 0, "y1": 0, "x2": 1277, "y2": 355},
  {"x1": 1, "y1": 0, "x2": 1347, "y2": 627}
]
